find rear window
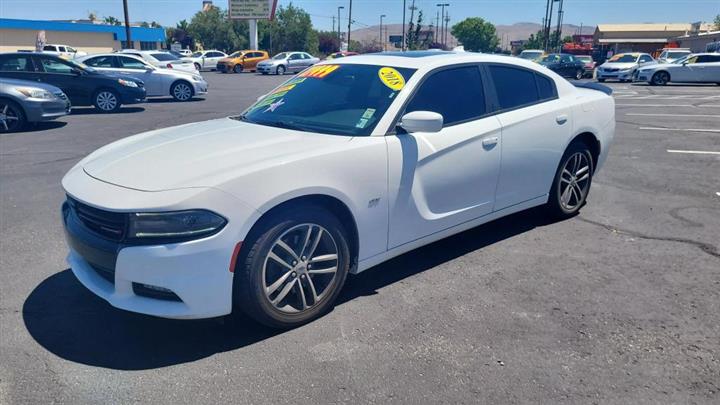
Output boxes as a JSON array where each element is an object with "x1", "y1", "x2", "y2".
[
  {"x1": 0, "y1": 55, "x2": 34, "y2": 72},
  {"x1": 151, "y1": 53, "x2": 179, "y2": 61},
  {"x1": 488, "y1": 65, "x2": 539, "y2": 110}
]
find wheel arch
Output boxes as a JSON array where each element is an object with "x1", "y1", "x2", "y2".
[
  {"x1": 170, "y1": 79, "x2": 195, "y2": 98},
  {"x1": 652, "y1": 69, "x2": 671, "y2": 80},
  {"x1": 567, "y1": 131, "x2": 600, "y2": 172},
  {"x1": 0, "y1": 96, "x2": 27, "y2": 118}
]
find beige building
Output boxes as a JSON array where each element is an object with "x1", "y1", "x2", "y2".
[
  {"x1": 593, "y1": 23, "x2": 713, "y2": 54},
  {"x1": 0, "y1": 18, "x2": 166, "y2": 53}
]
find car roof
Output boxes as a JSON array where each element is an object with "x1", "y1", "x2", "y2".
[{"x1": 321, "y1": 51, "x2": 547, "y2": 70}]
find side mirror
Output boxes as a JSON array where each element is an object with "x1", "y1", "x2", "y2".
[{"x1": 399, "y1": 111, "x2": 444, "y2": 133}]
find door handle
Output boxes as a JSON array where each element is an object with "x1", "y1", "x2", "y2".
[
  {"x1": 481, "y1": 136, "x2": 499, "y2": 147},
  {"x1": 556, "y1": 115, "x2": 568, "y2": 125}
]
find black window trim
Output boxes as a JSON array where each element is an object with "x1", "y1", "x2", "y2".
[
  {"x1": 385, "y1": 62, "x2": 495, "y2": 135},
  {"x1": 483, "y1": 62, "x2": 559, "y2": 115}
]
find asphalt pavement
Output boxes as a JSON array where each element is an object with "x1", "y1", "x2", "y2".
[{"x1": 1, "y1": 72, "x2": 719, "y2": 404}]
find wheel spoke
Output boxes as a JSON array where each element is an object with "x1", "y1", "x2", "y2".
[
  {"x1": 306, "y1": 228, "x2": 323, "y2": 259},
  {"x1": 265, "y1": 269, "x2": 293, "y2": 295},
  {"x1": 299, "y1": 225, "x2": 314, "y2": 258},
  {"x1": 271, "y1": 278, "x2": 297, "y2": 305},
  {"x1": 276, "y1": 239, "x2": 299, "y2": 261},
  {"x1": 6, "y1": 116, "x2": 18, "y2": 121},
  {"x1": 1, "y1": 105, "x2": 7, "y2": 114},
  {"x1": 573, "y1": 183, "x2": 585, "y2": 200},
  {"x1": 561, "y1": 184, "x2": 572, "y2": 205},
  {"x1": 268, "y1": 251, "x2": 293, "y2": 269},
  {"x1": 576, "y1": 173, "x2": 589, "y2": 183},
  {"x1": 576, "y1": 165, "x2": 589, "y2": 177},
  {"x1": 297, "y1": 279, "x2": 308, "y2": 309},
  {"x1": 305, "y1": 275, "x2": 319, "y2": 301},
  {"x1": 308, "y1": 266, "x2": 337, "y2": 275},
  {"x1": 1, "y1": 120, "x2": 8, "y2": 130},
  {"x1": 309, "y1": 253, "x2": 337, "y2": 263}
]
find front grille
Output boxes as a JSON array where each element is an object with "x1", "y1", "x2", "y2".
[
  {"x1": 67, "y1": 197, "x2": 127, "y2": 241},
  {"x1": 604, "y1": 68, "x2": 619, "y2": 72}
]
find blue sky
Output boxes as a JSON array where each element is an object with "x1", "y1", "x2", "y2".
[{"x1": 0, "y1": 0, "x2": 717, "y2": 31}]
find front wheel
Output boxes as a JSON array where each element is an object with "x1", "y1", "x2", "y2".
[
  {"x1": 546, "y1": 142, "x2": 594, "y2": 218},
  {"x1": 0, "y1": 100, "x2": 26, "y2": 133},
  {"x1": 93, "y1": 89, "x2": 120, "y2": 113},
  {"x1": 171, "y1": 81, "x2": 193, "y2": 101},
  {"x1": 233, "y1": 64, "x2": 243, "y2": 73},
  {"x1": 651, "y1": 71, "x2": 669, "y2": 86},
  {"x1": 276, "y1": 65, "x2": 286, "y2": 75},
  {"x1": 233, "y1": 205, "x2": 351, "y2": 328}
]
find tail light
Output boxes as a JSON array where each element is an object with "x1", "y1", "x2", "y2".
[{"x1": 166, "y1": 63, "x2": 173, "y2": 69}]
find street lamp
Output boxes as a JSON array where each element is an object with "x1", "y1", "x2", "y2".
[
  {"x1": 380, "y1": 14, "x2": 386, "y2": 51},
  {"x1": 337, "y1": 6, "x2": 344, "y2": 43}
]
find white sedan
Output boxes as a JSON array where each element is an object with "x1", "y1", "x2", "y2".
[
  {"x1": 118, "y1": 50, "x2": 198, "y2": 74},
  {"x1": 77, "y1": 54, "x2": 208, "y2": 101},
  {"x1": 634, "y1": 53, "x2": 720, "y2": 85},
  {"x1": 61, "y1": 52, "x2": 615, "y2": 328},
  {"x1": 183, "y1": 50, "x2": 228, "y2": 71}
]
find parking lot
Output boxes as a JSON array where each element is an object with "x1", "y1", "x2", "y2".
[{"x1": 1, "y1": 72, "x2": 719, "y2": 404}]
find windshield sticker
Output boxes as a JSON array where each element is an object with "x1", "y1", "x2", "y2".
[
  {"x1": 378, "y1": 67, "x2": 405, "y2": 91},
  {"x1": 263, "y1": 98, "x2": 285, "y2": 113},
  {"x1": 355, "y1": 118, "x2": 369, "y2": 129},
  {"x1": 299, "y1": 64, "x2": 340, "y2": 78},
  {"x1": 362, "y1": 108, "x2": 376, "y2": 119}
]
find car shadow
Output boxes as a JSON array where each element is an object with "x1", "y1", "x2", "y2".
[
  {"x1": 2, "y1": 121, "x2": 68, "y2": 135},
  {"x1": 70, "y1": 107, "x2": 145, "y2": 115},
  {"x1": 23, "y1": 206, "x2": 564, "y2": 370},
  {"x1": 145, "y1": 98, "x2": 204, "y2": 103}
]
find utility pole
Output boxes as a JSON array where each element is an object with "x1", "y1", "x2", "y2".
[
  {"x1": 402, "y1": 0, "x2": 406, "y2": 51},
  {"x1": 436, "y1": 9, "x2": 440, "y2": 44},
  {"x1": 122, "y1": 0, "x2": 132, "y2": 49},
  {"x1": 555, "y1": 0, "x2": 564, "y2": 52},
  {"x1": 380, "y1": 14, "x2": 386, "y2": 50},
  {"x1": 542, "y1": 0, "x2": 552, "y2": 51},
  {"x1": 337, "y1": 6, "x2": 344, "y2": 42},
  {"x1": 407, "y1": 0, "x2": 416, "y2": 50},
  {"x1": 332, "y1": 15, "x2": 335, "y2": 37},
  {"x1": 444, "y1": 7, "x2": 451, "y2": 48},
  {"x1": 347, "y1": 0, "x2": 353, "y2": 49},
  {"x1": 437, "y1": 3, "x2": 449, "y2": 48}
]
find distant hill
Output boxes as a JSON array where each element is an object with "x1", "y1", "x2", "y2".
[{"x1": 351, "y1": 22, "x2": 596, "y2": 48}]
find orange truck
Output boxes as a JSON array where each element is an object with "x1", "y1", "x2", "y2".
[{"x1": 216, "y1": 50, "x2": 270, "y2": 73}]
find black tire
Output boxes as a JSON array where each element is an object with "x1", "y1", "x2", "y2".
[
  {"x1": 233, "y1": 204, "x2": 351, "y2": 328},
  {"x1": 194, "y1": 62, "x2": 201, "y2": 71},
  {"x1": 0, "y1": 99, "x2": 26, "y2": 133},
  {"x1": 93, "y1": 89, "x2": 121, "y2": 113},
  {"x1": 651, "y1": 71, "x2": 669, "y2": 86},
  {"x1": 546, "y1": 141, "x2": 594, "y2": 219},
  {"x1": 170, "y1": 81, "x2": 194, "y2": 102},
  {"x1": 233, "y1": 64, "x2": 243, "y2": 73},
  {"x1": 574, "y1": 69, "x2": 584, "y2": 80},
  {"x1": 276, "y1": 65, "x2": 286, "y2": 75},
  {"x1": 597, "y1": 78, "x2": 605, "y2": 83}
]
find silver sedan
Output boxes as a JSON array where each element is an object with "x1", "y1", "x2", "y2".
[
  {"x1": 256, "y1": 52, "x2": 320, "y2": 75},
  {"x1": 0, "y1": 78, "x2": 71, "y2": 133},
  {"x1": 77, "y1": 54, "x2": 208, "y2": 101}
]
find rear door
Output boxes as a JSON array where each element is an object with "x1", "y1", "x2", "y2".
[
  {"x1": 487, "y1": 64, "x2": 572, "y2": 210},
  {"x1": 694, "y1": 54, "x2": 720, "y2": 82},
  {"x1": 287, "y1": 53, "x2": 305, "y2": 72}
]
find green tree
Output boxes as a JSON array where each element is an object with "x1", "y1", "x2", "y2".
[
  {"x1": 264, "y1": 3, "x2": 318, "y2": 54},
  {"x1": 103, "y1": 16, "x2": 121, "y2": 26},
  {"x1": 714, "y1": 14, "x2": 720, "y2": 30},
  {"x1": 406, "y1": 10, "x2": 432, "y2": 50},
  {"x1": 523, "y1": 30, "x2": 544, "y2": 50},
  {"x1": 188, "y1": 6, "x2": 246, "y2": 52},
  {"x1": 451, "y1": 17, "x2": 499, "y2": 52},
  {"x1": 317, "y1": 30, "x2": 341, "y2": 55}
]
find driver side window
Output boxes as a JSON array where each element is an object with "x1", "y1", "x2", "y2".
[
  {"x1": 405, "y1": 66, "x2": 486, "y2": 127},
  {"x1": 118, "y1": 56, "x2": 147, "y2": 69},
  {"x1": 84, "y1": 56, "x2": 115, "y2": 68},
  {"x1": 39, "y1": 58, "x2": 74, "y2": 74}
]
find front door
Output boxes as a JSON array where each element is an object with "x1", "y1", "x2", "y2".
[
  {"x1": 387, "y1": 65, "x2": 502, "y2": 248},
  {"x1": 115, "y1": 55, "x2": 162, "y2": 95},
  {"x1": 34, "y1": 56, "x2": 90, "y2": 105}
]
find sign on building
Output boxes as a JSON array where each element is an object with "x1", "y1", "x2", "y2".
[{"x1": 228, "y1": 0, "x2": 278, "y2": 20}]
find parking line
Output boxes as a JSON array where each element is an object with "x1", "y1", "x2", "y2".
[
  {"x1": 616, "y1": 104, "x2": 694, "y2": 107},
  {"x1": 666, "y1": 149, "x2": 720, "y2": 155},
  {"x1": 698, "y1": 104, "x2": 720, "y2": 108},
  {"x1": 627, "y1": 113, "x2": 720, "y2": 118},
  {"x1": 641, "y1": 127, "x2": 720, "y2": 133}
]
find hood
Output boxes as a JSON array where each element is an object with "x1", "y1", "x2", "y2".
[
  {"x1": 599, "y1": 62, "x2": 637, "y2": 69},
  {"x1": 82, "y1": 118, "x2": 351, "y2": 191}
]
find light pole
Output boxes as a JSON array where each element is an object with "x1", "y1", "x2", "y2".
[
  {"x1": 122, "y1": 0, "x2": 132, "y2": 49},
  {"x1": 380, "y1": 14, "x2": 386, "y2": 51},
  {"x1": 402, "y1": 0, "x2": 406, "y2": 51},
  {"x1": 337, "y1": 6, "x2": 344, "y2": 43},
  {"x1": 436, "y1": 3, "x2": 449, "y2": 48},
  {"x1": 347, "y1": 0, "x2": 353, "y2": 50},
  {"x1": 444, "y1": 8, "x2": 450, "y2": 48}
]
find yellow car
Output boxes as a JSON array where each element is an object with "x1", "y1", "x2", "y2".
[{"x1": 216, "y1": 50, "x2": 269, "y2": 73}]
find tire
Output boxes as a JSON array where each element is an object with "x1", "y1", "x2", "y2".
[
  {"x1": 261, "y1": 72, "x2": 269, "y2": 75},
  {"x1": 546, "y1": 141, "x2": 594, "y2": 219},
  {"x1": 194, "y1": 62, "x2": 202, "y2": 71},
  {"x1": 574, "y1": 69, "x2": 584, "y2": 80},
  {"x1": 276, "y1": 65, "x2": 286, "y2": 75},
  {"x1": 597, "y1": 78, "x2": 605, "y2": 83},
  {"x1": 171, "y1": 81, "x2": 193, "y2": 102},
  {"x1": 93, "y1": 89, "x2": 121, "y2": 113},
  {"x1": 651, "y1": 71, "x2": 669, "y2": 86},
  {"x1": 233, "y1": 204, "x2": 351, "y2": 328},
  {"x1": 233, "y1": 64, "x2": 243, "y2": 73},
  {"x1": 0, "y1": 99, "x2": 26, "y2": 133}
]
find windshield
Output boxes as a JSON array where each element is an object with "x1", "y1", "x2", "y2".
[
  {"x1": 665, "y1": 51, "x2": 689, "y2": 59},
  {"x1": 576, "y1": 56, "x2": 592, "y2": 63},
  {"x1": 191, "y1": 52, "x2": 203, "y2": 57},
  {"x1": 239, "y1": 64, "x2": 416, "y2": 136},
  {"x1": 151, "y1": 53, "x2": 180, "y2": 61},
  {"x1": 541, "y1": 54, "x2": 560, "y2": 62},
  {"x1": 520, "y1": 51, "x2": 543, "y2": 59},
  {"x1": 272, "y1": 53, "x2": 288, "y2": 60},
  {"x1": 608, "y1": 54, "x2": 638, "y2": 63}
]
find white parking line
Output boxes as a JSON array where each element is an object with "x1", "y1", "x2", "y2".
[
  {"x1": 627, "y1": 113, "x2": 720, "y2": 118},
  {"x1": 698, "y1": 104, "x2": 720, "y2": 108},
  {"x1": 641, "y1": 127, "x2": 720, "y2": 133},
  {"x1": 667, "y1": 149, "x2": 720, "y2": 155},
  {"x1": 615, "y1": 95, "x2": 720, "y2": 100},
  {"x1": 616, "y1": 104, "x2": 694, "y2": 107},
  {"x1": 716, "y1": 192, "x2": 720, "y2": 197}
]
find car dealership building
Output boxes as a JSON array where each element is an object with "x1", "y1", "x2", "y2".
[{"x1": 0, "y1": 18, "x2": 166, "y2": 54}]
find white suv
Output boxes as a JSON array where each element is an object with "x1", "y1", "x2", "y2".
[{"x1": 42, "y1": 44, "x2": 87, "y2": 59}]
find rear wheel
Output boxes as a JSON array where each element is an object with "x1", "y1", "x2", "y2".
[
  {"x1": 93, "y1": 89, "x2": 120, "y2": 113},
  {"x1": 0, "y1": 100, "x2": 25, "y2": 133},
  {"x1": 233, "y1": 64, "x2": 243, "y2": 73},
  {"x1": 276, "y1": 65, "x2": 286, "y2": 75},
  {"x1": 651, "y1": 71, "x2": 669, "y2": 86},
  {"x1": 546, "y1": 142, "x2": 594, "y2": 218},
  {"x1": 574, "y1": 69, "x2": 584, "y2": 80},
  {"x1": 171, "y1": 81, "x2": 193, "y2": 101},
  {"x1": 233, "y1": 205, "x2": 351, "y2": 328}
]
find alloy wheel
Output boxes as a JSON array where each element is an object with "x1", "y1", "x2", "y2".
[
  {"x1": 652, "y1": 72, "x2": 669, "y2": 86},
  {"x1": 262, "y1": 223, "x2": 339, "y2": 314},
  {"x1": 96, "y1": 91, "x2": 118, "y2": 111},
  {"x1": 558, "y1": 152, "x2": 591, "y2": 211},
  {"x1": 0, "y1": 103, "x2": 22, "y2": 132},
  {"x1": 173, "y1": 83, "x2": 192, "y2": 101}
]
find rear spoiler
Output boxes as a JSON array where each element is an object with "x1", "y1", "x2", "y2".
[{"x1": 572, "y1": 81, "x2": 612, "y2": 95}]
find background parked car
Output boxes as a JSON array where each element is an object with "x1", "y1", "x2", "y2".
[
  {"x1": 0, "y1": 53, "x2": 145, "y2": 113},
  {"x1": 539, "y1": 53, "x2": 586, "y2": 79},
  {"x1": 184, "y1": 50, "x2": 227, "y2": 71},
  {"x1": 216, "y1": 50, "x2": 269, "y2": 73},
  {"x1": 119, "y1": 50, "x2": 197, "y2": 74},
  {"x1": 256, "y1": 52, "x2": 320, "y2": 75},
  {"x1": 657, "y1": 48, "x2": 691, "y2": 64},
  {"x1": 78, "y1": 54, "x2": 208, "y2": 101},
  {"x1": 575, "y1": 55, "x2": 596, "y2": 78},
  {"x1": 596, "y1": 52, "x2": 655, "y2": 82},
  {"x1": 0, "y1": 78, "x2": 70, "y2": 132},
  {"x1": 42, "y1": 44, "x2": 86, "y2": 59},
  {"x1": 518, "y1": 49, "x2": 545, "y2": 62},
  {"x1": 326, "y1": 51, "x2": 358, "y2": 59},
  {"x1": 634, "y1": 53, "x2": 720, "y2": 85}
]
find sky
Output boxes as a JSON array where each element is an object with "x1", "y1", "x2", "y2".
[{"x1": 0, "y1": 0, "x2": 717, "y2": 31}]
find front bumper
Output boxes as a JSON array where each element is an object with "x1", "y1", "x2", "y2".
[
  {"x1": 192, "y1": 80, "x2": 208, "y2": 96},
  {"x1": 119, "y1": 87, "x2": 147, "y2": 104},
  {"x1": 597, "y1": 70, "x2": 633, "y2": 80},
  {"x1": 23, "y1": 97, "x2": 71, "y2": 122},
  {"x1": 256, "y1": 64, "x2": 275, "y2": 73}
]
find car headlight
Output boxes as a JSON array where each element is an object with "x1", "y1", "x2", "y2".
[
  {"x1": 191, "y1": 75, "x2": 202, "y2": 81},
  {"x1": 118, "y1": 79, "x2": 139, "y2": 87},
  {"x1": 15, "y1": 87, "x2": 56, "y2": 99},
  {"x1": 127, "y1": 210, "x2": 227, "y2": 240}
]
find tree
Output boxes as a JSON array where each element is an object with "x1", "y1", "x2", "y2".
[
  {"x1": 451, "y1": 17, "x2": 499, "y2": 52},
  {"x1": 714, "y1": 14, "x2": 720, "y2": 30},
  {"x1": 523, "y1": 30, "x2": 543, "y2": 50},
  {"x1": 188, "y1": 6, "x2": 246, "y2": 52},
  {"x1": 405, "y1": 10, "x2": 433, "y2": 50},
  {"x1": 103, "y1": 16, "x2": 121, "y2": 26},
  {"x1": 264, "y1": 4, "x2": 318, "y2": 54},
  {"x1": 317, "y1": 31, "x2": 341, "y2": 55},
  {"x1": 166, "y1": 20, "x2": 194, "y2": 50}
]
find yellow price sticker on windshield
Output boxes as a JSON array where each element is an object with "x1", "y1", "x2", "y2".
[{"x1": 378, "y1": 67, "x2": 405, "y2": 91}]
